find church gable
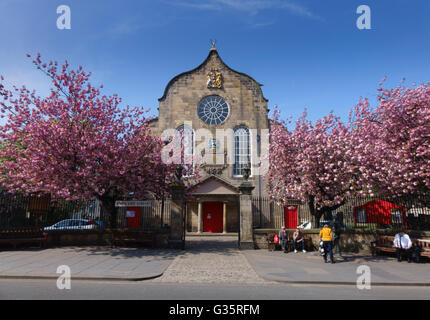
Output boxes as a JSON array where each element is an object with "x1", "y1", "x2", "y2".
[
  {"x1": 154, "y1": 46, "x2": 269, "y2": 137},
  {"x1": 158, "y1": 47, "x2": 268, "y2": 104}
]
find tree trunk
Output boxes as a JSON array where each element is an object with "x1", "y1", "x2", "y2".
[
  {"x1": 99, "y1": 195, "x2": 117, "y2": 229},
  {"x1": 313, "y1": 212, "x2": 323, "y2": 229},
  {"x1": 308, "y1": 196, "x2": 322, "y2": 229},
  {"x1": 308, "y1": 195, "x2": 339, "y2": 229}
]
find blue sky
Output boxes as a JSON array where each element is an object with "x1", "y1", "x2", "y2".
[{"x1": 0, "y1": 0, "x2": 429, "y2": 126}]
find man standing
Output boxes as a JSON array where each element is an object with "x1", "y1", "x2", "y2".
[
  {"x1": 331, "y1": 213, "x2": 344, "y2": 257},
  {"x1": 279, "y1": 226, "x2": 289, "y2": 253},
  {"x1": 393, "y1": 230, "x2": 412, "y2": 262},
  {"x1": 319, "y1": 224, "x2": 335, "y2": 264},
  {"x1": 293, "y1": 228, "x2": 306, "y2": 253}
]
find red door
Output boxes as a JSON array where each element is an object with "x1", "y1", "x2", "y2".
[
  {"x1": 284, "y1": 206, "x2": 298, "y2": 229},
  {"x1": 203, "y1": 202, "x2": 223, "y2": 233},
  {"x1": 126, "y1": 207, "x2": 141, "y2": 229}
]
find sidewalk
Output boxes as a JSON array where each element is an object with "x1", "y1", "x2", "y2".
[
  {"x1": 0, "y1": 247, "x2": 178, "y2": 281},
  {"x1": 1, "y1": 244, "x2": 429, "y2": 285},
  {"x1": 244, "y1": 249, "x2": 430, "y2": 286}
]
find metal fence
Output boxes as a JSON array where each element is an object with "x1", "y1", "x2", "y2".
[
  {"x1": 3, "y1": 191, "x2": 429, "y2": 232},
  {"x1": 0, "y1": 192, "x2": 172, "y2": 231},
  {"x1": 252, "y1": 195, "x2": 430, "y2": 231}
]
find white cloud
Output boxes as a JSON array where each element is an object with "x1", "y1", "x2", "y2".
[
  {"x1": 164, "y1": 0, "x2": 322, "y2": 20},
  {"x1": 107, "y1": 17, "x2": 144, "y2": 37}
]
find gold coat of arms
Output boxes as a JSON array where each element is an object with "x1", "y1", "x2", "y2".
[{"x1": 206, "y1": 69, "x2": 222, "y2": 88}]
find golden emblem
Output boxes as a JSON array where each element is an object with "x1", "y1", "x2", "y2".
[{"x1": 206, "y1": 68, "x2": 222, "y2": 89}]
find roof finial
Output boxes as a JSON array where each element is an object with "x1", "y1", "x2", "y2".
[{"x1": 210, "y1": 39, "x2": 216, "y2": 51}]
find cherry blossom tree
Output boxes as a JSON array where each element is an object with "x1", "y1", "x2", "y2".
[
  {"x1": 0, "y1": 54, "x2": 176, "y2": 228},
  {"x1": 268, "y1": 81, "x2": 430, "y2": 228},
  {"x1": 268, "y1": 107, "x2": 372, "y2": 227},
  {"x1": 352, "y1": 82, "x2": 430, "y2": 198}
]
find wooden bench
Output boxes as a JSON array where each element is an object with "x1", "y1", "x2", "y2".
[
  {"x1": 371, "y1": 235, "x2": 397, "y2": 256},
  {"x1": 0, "y1": 227, "x2": 47, "y2": 249},
  {"x1": 416, "y1": 239, "x2": 430, "y2": 258},
  {"x1": 112, "y1": 229, "x2": 155, "y2": 248},
  {"x1": 371, "y1": 235, "x2": 430, "y2": 260}
]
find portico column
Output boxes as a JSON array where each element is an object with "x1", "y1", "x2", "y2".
[
  {"x1": 197, "y1": 201, "x2": 203, "y2": 233},
  {"x1": 223, "y1": 202, "x2": 227, "y2": 234}
]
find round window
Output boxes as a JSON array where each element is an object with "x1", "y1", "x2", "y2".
[{"x1": 198, "y1": 95, "x2": 229, "y2": 125}]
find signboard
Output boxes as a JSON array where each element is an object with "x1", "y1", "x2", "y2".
[{"x1": 115, "y1": 201, "x2": 152, "y2": 207}]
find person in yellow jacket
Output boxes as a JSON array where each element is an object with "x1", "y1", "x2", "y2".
[{"x1": 319, "y1": 224, "x2": 335, "y2": 264}]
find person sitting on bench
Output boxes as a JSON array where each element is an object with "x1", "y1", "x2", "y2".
[
  {"x1": 393, "y1": 230, "x2": 412, "y2": 262},
  {"x1": 293, "y1": 227, "x2": 306, "y2": 253}
]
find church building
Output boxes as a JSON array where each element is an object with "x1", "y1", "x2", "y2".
[{"x1": 149, "y1": 44, "x2": 271, "y2": 234}]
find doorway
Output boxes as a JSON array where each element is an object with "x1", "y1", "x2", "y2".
[
  {"x1": 126, "y1": 207, "x2": 141, "y2": 229},
  {"x1": 203, "y1": 201, "x2": 223, "y2": 233},
  {"x1": 284, "y1": 206, "x2": 298, "y2": 229}
]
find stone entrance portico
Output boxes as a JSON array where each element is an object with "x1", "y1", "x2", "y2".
[{"x1": 186, "y1": 175, "x2": 240, "y2": 234}]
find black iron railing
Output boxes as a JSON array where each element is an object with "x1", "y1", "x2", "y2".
[{"x1": 252, "y1": 195, "x2": 430, "y2": 231}]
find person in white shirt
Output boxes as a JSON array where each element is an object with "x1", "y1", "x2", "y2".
[{"x1": 393, "y1": 231, "x2": 412, "y2": 262}]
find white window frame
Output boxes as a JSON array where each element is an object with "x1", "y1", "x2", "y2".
[
  {"x1": 176, "y1": 125, "x2": 194, "y2": 177},
  {"x1": 357, "y1": 210, "x2": 366, "y2": 223},
  {"x1": 232, "y1": 126, "x2": 252, "y2": 178},
  {"x1": 391, "y1": 209, "x2": 403, "y2": 224}
]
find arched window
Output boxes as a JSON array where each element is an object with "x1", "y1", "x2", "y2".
[
  {"x1": 176, "y1": 125, "x2": 194, "y2": 176},
  {"x1": 233, "y1": 126, "x2": 251, "y2": 177}
]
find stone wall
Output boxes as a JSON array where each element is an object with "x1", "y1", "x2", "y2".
[
  {"x1": 254, "y1": 228, "x2": 430, "y2": 253},
  {"x1": 45, "y1": 229, "x2": 170, "y2": 248}
]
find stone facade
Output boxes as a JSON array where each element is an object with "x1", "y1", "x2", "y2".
[{"x1": 150, "y1": 46, "x2": 269, "y2": 233}]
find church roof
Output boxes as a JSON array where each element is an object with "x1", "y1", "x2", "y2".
[{"x1": 158, "y1": 48, "x2": 268, "y2": 102}]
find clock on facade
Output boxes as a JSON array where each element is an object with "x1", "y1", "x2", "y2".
[{"x1": 198, "y1": 95, "x2": 229, "y2": 125}]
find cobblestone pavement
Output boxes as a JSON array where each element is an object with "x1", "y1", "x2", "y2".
[{"x1": 151, "y1": 236, "x2": 272, "y2": 284}]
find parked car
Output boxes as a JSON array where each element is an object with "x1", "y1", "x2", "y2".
[{"x1": 44, "y1": 219, "x2": 100, "y2": 231}]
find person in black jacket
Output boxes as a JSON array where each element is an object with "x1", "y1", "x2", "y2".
[
  {"x1": 279, "y1": 226, "x2": 289, "y2": 253},
  {"x1": 331, "y1": 212, "x2": 344, "y2": 257}
]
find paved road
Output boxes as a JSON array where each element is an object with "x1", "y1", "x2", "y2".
[{"x1": 1, "y1": 279, "x2": 430, "y2": 300}]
